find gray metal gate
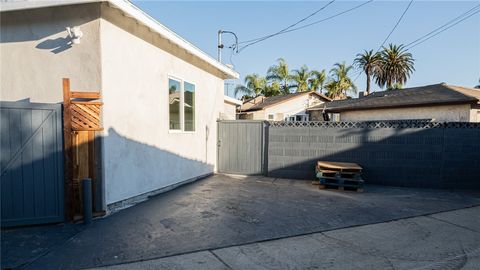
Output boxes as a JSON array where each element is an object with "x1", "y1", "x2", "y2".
[
  {"x1": 1, "y1": 102, "x2": 64, "y2": 227},
  {"x1": 217, "y1": 120, "x2": 266, "y2": 175}
]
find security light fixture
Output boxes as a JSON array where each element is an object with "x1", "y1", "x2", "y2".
[{"x1": 66, "y1": 26, "x2": 83, "y2": 45}]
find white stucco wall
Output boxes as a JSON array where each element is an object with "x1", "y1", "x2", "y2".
[
  {"x1": 222, "y1": 102, "x2": 238, "y2": 120},
  {"x1": 1, "y1": 3, "x2": 235, "y2": 206},
  {"x1": 0, "y1": 4, "x2": 102, "y2": 102},
  {"x1": 470, "y1": 108, "x2": 480, "y2": 122},
  {"x1": 99, "y1": 12, "x2": 225, "y2": 204},
  {"x1": 339, "y1": 104, "x2": 472, "y2": 122}
]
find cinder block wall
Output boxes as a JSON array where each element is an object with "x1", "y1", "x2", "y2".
[{"x1": 267, "y1": 122, "x2": 480, "y2": 189}]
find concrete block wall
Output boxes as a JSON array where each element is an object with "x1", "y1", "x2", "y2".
[{"x1": 267, "y1": 121, "x2": 480, "y2": 189}]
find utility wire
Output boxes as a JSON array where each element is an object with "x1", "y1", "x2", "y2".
[
  {"x1": 354, "y1": 0, "x2": 413, "y2": 84},
  {"x1": 237, "y1": 0, "x2": 373, "y2": 53},
  {"x1": 377, "y1": 0, "x2": 414, "y2": 51},
  {"x1": 237, "y1": 1, "x2": 335, "y2": 51},
  {"x1": 405, "y1": 3, "x2": 480, "y2": 50},
  {"x1": 237, "y1": 0, "x2": 336, "y2": 45}
]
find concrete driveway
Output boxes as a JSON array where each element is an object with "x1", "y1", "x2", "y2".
[
  {"x1": 95, "y1": 206, "x2": 480, "y2": 270},
  {"x1": 2, "y1": 174, "x2": 480, "y2": 269}
]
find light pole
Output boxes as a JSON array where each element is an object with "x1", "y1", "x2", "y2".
[{"x1": 217, "y1": 30, "x2": 238, "y2": 63}]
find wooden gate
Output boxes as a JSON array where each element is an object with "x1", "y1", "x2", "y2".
[
  {"x1": 1, "y1": 102, "x2": 64, "y2": 227},
  {"x1": 63, "y1": 78, "x2": 104, "y2": 220}
]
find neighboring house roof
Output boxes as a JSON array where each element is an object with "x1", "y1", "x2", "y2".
[
  {"x1": 238, "y1": 96, "x2": 267, "y2": 112},
  {"x1": 0, "y1": 0, "x2": 239, "y2": 80},
  {"x1": 239, "y1": 91, "x2": 331, "y2": 112},
  {"x1": 308, "y1": 83, "x2": 480, "y2": 113},
  {"x1": 224, "y1": 95, "x2": 242, "y2": 106}
]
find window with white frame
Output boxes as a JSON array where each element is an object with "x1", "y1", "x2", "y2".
[
  {"x1": 169, "y1": 78, "x2": 195, "y2": 131},
  {"x1": 267, "y1": 114, "x2": 274, "y2": 120},
  {"x1": 331, "y1": 113, "x2": 340, "y2": 122},
  {"x1": 285, "y1": 113, "x2": 308, "y2": 122}
]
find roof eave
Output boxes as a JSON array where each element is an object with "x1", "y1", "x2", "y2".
[
  {"x1": 224, "y1": 95, "x2": 242, "y2": 106},
  {"x1": 324, "y1": 100, "x2": 478, "y2": 113},
  {"x1": 108, "y1": 0, "x2": 239, "y2": 79}
]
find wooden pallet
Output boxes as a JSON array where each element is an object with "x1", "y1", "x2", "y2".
[{"x1": 315, "y1": 161, "x2": 364, "y2": 192}]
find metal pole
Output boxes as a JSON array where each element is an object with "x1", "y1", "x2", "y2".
[
  {"x1": 217, "y1": 30, "x2": 238, "y2": 64},
  {"x1": 217, "y1": 30, "x2": 223, "y2": 62},
  {"x1": 82, "y1": 178, "x2": 93, "y2": 225}
]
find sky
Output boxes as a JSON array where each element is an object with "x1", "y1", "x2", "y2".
[{"x1": 133, "y1": 0, "x2": 480, "y2": 97}]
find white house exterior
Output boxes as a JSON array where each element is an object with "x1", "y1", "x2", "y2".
[
  {"x1": 1, "y1": 0, "x2": 238, "y2": 208},
  {"x1": 307, "y1": 83, "x2": 480, "y2": 122},
  {"x1": 238, "y1": 91, "x2": 331, "y2": 121},
  {"x1": 222, "y1": 95, "x2": 242, "y2": 120}
]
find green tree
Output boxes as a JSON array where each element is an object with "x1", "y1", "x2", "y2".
[
  {"x1": 354, "y1": 49, "x2": 381, "y2": 95},
  {"x1": 263, "y1": 81, "x2": 282, "y2": 97},
  {"x1": 324, "y1": 80, "x2": 340, "y2": 99},
  {"x1": 234, "y1": 74, "x2": 266, "y2": 98},
  {"x1": 291, "y1": 65, "x2": 310, "y2": 92},
  {"x1": 327, "y1": 62, "x2": 357, "y2": 99},
  {"x1": 267, "y1": 58, "x2": 292, "y2": 95},
  {"x1": 376, "y1": 44, "x2": 415, "y2": 89},
  {"x1": 308, "y1": 69, "x2": 327, "y2": 93},
  {"x1": 475, "y1": 79, "x2": 480, "y2": 89}
]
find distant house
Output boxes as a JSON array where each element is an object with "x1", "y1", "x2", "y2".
[
  {"x1": 307, "y1": 83, "x2": 480, "y2": 122},
  {"x1": 222, "y1": 95, "x2": 242, "y2": 120},
  {"x1": 238, "y1": 91, "x2": 331, "y2": 121}
]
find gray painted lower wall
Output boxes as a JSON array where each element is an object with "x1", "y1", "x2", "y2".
[{"x1": 265, "y1": 121, "x2": 480, "y2": 189}]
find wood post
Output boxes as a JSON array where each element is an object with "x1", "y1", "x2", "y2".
[
  {"x1": 62, "y1": 78, "x2": 103, "y2": 221},
  {"x1": 63, "y1": 78, "x2": 74, "y2": 220}
]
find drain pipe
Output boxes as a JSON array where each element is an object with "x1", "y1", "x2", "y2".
[{"x1": 82, "y1": 178, "x2": 93, "y2": 225}]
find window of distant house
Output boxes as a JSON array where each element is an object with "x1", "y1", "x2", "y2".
[
  {"x1": 169, "y1": 78, "x2": 195, "y2": 131},
  {"x1": 169, "y1": 79, "x2": 181, "y2": 130},
  {"x1": 330, "y1": 113, "x2": 340, "y2": 122},
  {"x1": 296, "y1": 114, "x2": 309, "y2": 121},
  {"x1": 184, "y1": 82, "x2": 195, "y2": 132},
  {"x1": 267, "y1": 114, "x2": 274, "y2": 120}
]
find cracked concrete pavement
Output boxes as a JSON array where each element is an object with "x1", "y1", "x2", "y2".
[
  {"x1": 94, "y1": 206, "x2": 480, "y2": 270},
  {"x1": 3, "y1": 175, "x2": 480, "y2": 269}
]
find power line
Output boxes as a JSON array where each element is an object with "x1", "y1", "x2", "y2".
[
  {"x1": 237, "y1": 0, "x2": 373, "y2": 53},
  {"x1": 405, "y1": 3, "x2": 480, "y2": 50},
  {"x1": 237, "y1": 1, "x2": 335, "y2": 51},
  {"x1": 237, "y1": 0, "x2": 336, "y2": 45},
  {"x1": 354, "y1": 0, "x2": 413, "y2": 84},
  {"x1": 377, "y1": 0, "x2": 414, "y2": 51}
]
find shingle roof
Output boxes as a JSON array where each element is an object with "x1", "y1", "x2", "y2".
[
  {"x1": 308, "y1": 83, "x2": 480, "y2": 112},
  {"x1": 240, "y1": 91, "x2": 331, "y2": 112}
]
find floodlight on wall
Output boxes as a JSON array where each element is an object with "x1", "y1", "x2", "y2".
[{"x1": 66, "y1": 26, "x2": 83, "y2": 45}]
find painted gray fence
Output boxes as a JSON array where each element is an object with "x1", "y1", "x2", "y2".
[
  {"x1": 268, "y1": 121, "x2": 480, "y2": 189},
  {"x1": 218, "y1": 120, "x2": 480, "y2": 189},
  {"x1": 217, "y1": 120, "x2": 266, "y2": 175},
  {"x1": 1, "y1": 102, "x2": 64, "y2": 227}
]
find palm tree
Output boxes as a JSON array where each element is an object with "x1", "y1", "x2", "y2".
[
  {"x1": 234, "y1": 74, "x2": 266, "y2": 98},
  {"x1": 308, "y1": 69, "x2": 327, "y2": 93},
  {"x1": 263, "y1": 81, "x2": 282, "y2": 97},
  {"x1": 328, "y1": 62, "x2": 357, "y2": 99},
  {"x1": 291, "y1": 65, "x2": 310, "y2": 92},
  {"x1": 376, "y1": 44, "x2": 415, "y2": 90},
  {"x1": 267, "y1": 58, "x2": 292, "y2": 95},
  {"x1": 324, "y1": 80, "x2": 341, "y2": 99},
  {"x1": 354, "y1": 50, "x2": 381, "y2": 95}
]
